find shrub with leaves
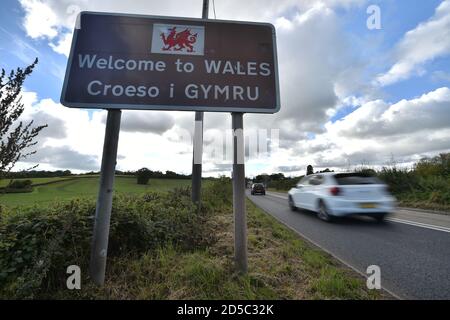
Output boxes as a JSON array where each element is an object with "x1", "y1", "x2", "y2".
[
  {"x1": 136, "y1": 167, "x2": 152, "y2": 185},
  {"x1": 0, "y1": 182, "x2": 229, "y2": 298},
  {"x1": 7, "y1": 179, "x2": 32, "y2": 189}
]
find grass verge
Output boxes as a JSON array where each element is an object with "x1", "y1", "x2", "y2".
[
  {"x1": 51, "y1": 204, "x2": 385, "y2": 300},
  {"x1": 0, "y1": 179, "x2": 388, "y2": 299}
]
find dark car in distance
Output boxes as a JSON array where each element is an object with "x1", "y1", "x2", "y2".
[{"x1": 251, "y1": 183, "x2": 266, "y2": 195}]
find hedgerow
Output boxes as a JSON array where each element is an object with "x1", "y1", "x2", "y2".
[{"x1": 0, "y1": 180, "x2": 231, "y2": 298}]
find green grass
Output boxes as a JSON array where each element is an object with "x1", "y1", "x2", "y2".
[
  {"x1": 244, "y1": 201, "x2": 383, "y2": 299},
  {"x1": 38, "y1": 199, "x2": 383, "y2": 300},
  {"x1": 0, "y1": 176, "x2": 72, "y2": 188},
  {"x1": 0, "y1": 178, "x2": 386, "y2": 299},
  {"x1": 0, "y1": 176, "x2": 191, "y2": 207}
]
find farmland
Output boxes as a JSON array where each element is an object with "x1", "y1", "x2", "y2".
[{"x1": 0, "y1": 176, "x2": 191, "y2": 207}]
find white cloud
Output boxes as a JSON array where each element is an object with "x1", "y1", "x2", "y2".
[
  {"x1": 14, "y1": 84, "x2": 450, "y2": 176},
  {"x1": 13, "y1": 0, "x2": 450, "y2": 177},
  {"x1": 49, "y1": 32, "x2": 72, "y2": 57},
  {"x1": 245, "y1": 2, "x2": 357, "y2": 136},
  {"x1": 100, "y1": 111, "x2": 175, "y2": 134},
  {"x1": 375, "y1": 0, "x2": 450, "y2": 86},
  {"x1": 19, "y1": 0, "x2": 60, "y2": 39},
  {"x1": 17, "y1": 0, "x2": 366, "y2": 55},
  {"x1": 432, "y1": 70, "x2": 450, "y2": 82},
  {"x1": 330, "y1": 87, "x2": 450, "y2": 137},
  {"x1": 15, "y1": 91, "x2": 195, "y2": 174},
  {"x1": 26, "y1": 145, "x2": 99, "y2": 170},
  {"x1": 307, "y1": 87, "x2": 450, "y2": 169}
]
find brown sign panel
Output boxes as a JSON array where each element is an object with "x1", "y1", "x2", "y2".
[{"x1": 61, "y1": 12, "x2": 280, "y2": 113}]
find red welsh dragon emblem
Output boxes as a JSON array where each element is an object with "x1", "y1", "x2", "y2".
[{"x1": 160, "y1": 27, "x2": 198, "y2": 52}]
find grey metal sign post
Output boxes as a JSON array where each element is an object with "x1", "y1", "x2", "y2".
[
  {"x1": 191, "y1": 0, "x2": 209, "y2": 205},
  {"x1": 89, "y1": 110, "x2": 121, "y2": 285},
  {"x1": 232, "y1": 112, "x2": 248, "y2": 273}
]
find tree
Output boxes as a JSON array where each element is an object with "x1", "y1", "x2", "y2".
[
  {"x1": 136, "y1": 167, "x2": 152, "y2": 185},
  {"x1": 306, "y1": 165, "x2": 314, "y2": 175},
  {"x1": 254, "y1": 173, "x2": 269, "y2": 185},
  {"x1": 0, "y1": 59, "x2": 47, "y2": 179},
  {"x1": 269, "y1": 173, "x2": 285, "y2": 181}
]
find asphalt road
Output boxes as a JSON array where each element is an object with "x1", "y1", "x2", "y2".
[{"x1": 247, "y1": 191, "x2": 450, "y2": 300}]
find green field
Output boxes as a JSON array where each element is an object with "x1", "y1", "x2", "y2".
[
  {"x1": 0, "y1": 176, "x2": 191, "y2": 207},
  {"x1": 0, "y1": 176, "x2": 73, "y2": 188}
]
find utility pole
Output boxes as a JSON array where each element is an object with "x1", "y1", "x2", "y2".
[{"x1": 191, "y1": 0, "x2": 209, "y2": 205}]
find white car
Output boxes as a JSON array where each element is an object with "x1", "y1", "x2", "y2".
[{"x1": 287, "y1": 172, "x2": 396, "y2": 222}]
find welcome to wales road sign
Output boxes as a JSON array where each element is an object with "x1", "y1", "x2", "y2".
[{"x1": 60, "y1": 12, "x2": 280, "y2": 114}]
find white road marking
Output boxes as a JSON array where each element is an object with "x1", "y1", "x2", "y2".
[
  {"x1": 263, "y1": 192, "x2": 450, "y2": 234},
  {"x1": 386, "y1": 218, "x2": 450, "y2": 233},
  {"x1": 266, "y1": 192, "x2": 287, "y2": 200}
]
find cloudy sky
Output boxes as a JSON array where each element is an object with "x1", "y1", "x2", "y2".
[{"x1": 1, "y1": 0, "x2": 450, "y2": 177}]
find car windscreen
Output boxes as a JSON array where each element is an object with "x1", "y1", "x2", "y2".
[{"x1": 334, "y1": 173, "x2": 381, "y2": 185}]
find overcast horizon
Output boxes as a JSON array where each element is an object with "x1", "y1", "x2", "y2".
[{"x1": 1, "y1": 0, "x2": 450, "y2": 177}]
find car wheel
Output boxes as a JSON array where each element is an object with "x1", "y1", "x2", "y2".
[
  {"x1": 374, "y1": 214, "x2": 387, "y2": 223},
  {"x1": 288, "y1": 196, "x2": 297, "y2": 211},
  {"x1": 262, "y1": 191, "x2": 266, "y2": 195},
  {"x1": 251, "y1": 191, "x2": 254, "y2": 195},
  {"x1": 318, "y1": 201, "x2": 333, "y2": 222}
]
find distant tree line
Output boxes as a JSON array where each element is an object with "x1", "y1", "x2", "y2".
[
  {"x1": 3, "y1": 170, "x2": 72, "y2": 179},
  {"x1": 122, "y1": 169, "x2": 191, "y2": 180},
  {"x1": 133, "y1": 168, "x2": 192, "y2": 185},
  {"x1": 250, "y1": 166, "x2": 335, "y2": 191},
  {"x1": 2, "y1": 169, "x2": 192, "y2": 180}
]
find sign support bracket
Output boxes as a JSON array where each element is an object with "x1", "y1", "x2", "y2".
[{"x1": 89, "y1": 109, "x2": 122, "y2": 285}]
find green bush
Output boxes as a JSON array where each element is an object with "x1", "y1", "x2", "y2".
[
  {"x1": 0, "y1": 200, "x2": 93, "y2": 298},
  {"x1": 377, "y1": 167, "x2": 419, "y2": 194},
  {"x1": 1, "y1": 179, "x2": 34, "y2": 193},
  {"x1": 136, "y1": 168, "x2": 151, "y2": 185},
  {"x1": 8, "y1": 180, "x2": 33, "y2": 189},
  {"x1": 414, "y1": 153, "x2": 450, "y2": 177},
  {"x1": 370, "y1": 154, "x2": 450, "y2": 210},
  {"x1": 269, "y1": 179, "x2": 297, "y2": 191},
  {"x1": 0, "y1": 183, "x2": 226, "y2": 298}
]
